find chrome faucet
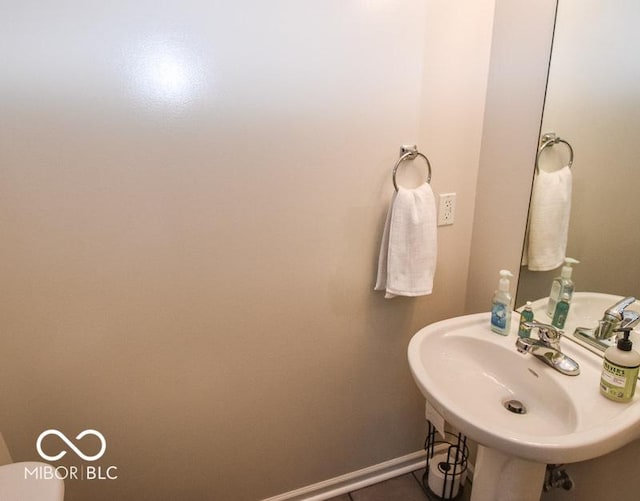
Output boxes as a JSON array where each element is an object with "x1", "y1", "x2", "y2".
[
  {"x1": 594, "y1": 296, "x2": 638, "y2": 340},
  {"x1": 516, "y1": 321, "x2": 580, "y2": 376}
]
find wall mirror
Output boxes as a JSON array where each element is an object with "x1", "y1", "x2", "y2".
[{"x1": 516, "y1": 0, "x2": 640, "y2": 314}]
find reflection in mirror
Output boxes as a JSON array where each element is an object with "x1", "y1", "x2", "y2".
[{"x1": 516, "y1": 0, "x2": 640, "y2": 311}]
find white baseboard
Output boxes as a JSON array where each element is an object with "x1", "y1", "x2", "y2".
[{"x1": 263, "y1": 445, "x2": 472, "y2": 501}]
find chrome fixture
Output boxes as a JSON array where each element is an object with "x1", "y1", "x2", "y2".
[
  {"x1": 392, "y1": 144, "x2": 432, "y2": 192},
  {"x1": 535, "y1": 132, "x2": 574, "y2": 174},
  {"x1": 574, "y1": 297, "x2": 639, "y2": 352},
  {"x1": 594, "y1": 296, "x2": 638, "y2": 340},
  {"x1": 543, "y1": 464, "x2": 575, "y2": 492},
  {"x1": 516, "y1": 321, "x2": 580, "y2": 376}
]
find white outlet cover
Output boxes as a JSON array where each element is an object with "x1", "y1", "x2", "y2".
[{"x1": 438, "y1": 193, "x2": 456, "y2": 226}]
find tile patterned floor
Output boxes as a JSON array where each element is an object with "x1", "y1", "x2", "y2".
[{"x1": 326, "y1": 469, "x2": 471, "y2": 501}]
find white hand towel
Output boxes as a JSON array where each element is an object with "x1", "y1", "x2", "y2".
[
  {"x1": 375, "y1": 183, "x2": 437, "y2": 298},
  {"x1": 523, "y1": 166, "x2": 572, "y2": 271}
]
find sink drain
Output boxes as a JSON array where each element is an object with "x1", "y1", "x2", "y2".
[{"x1": 503, "y1": 399, "x2": 527, "y2": 414}]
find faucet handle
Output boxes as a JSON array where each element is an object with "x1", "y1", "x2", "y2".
[
  {"x1": 620, "y1": 309, "x2": 640, "y2": 330},
  {"x1": 606, "y1": 296, "x2": 636, "y2": 320},
  {"x1": 523, "y1": 321, "x2": 563, "y2": 345}
]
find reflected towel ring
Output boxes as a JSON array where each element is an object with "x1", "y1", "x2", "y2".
[
  {"x1": 392, "y1": 145, "x2": 432, "y2": 191},
  {"x1": 535, "y1": 133, "x2": 574, "y2": 174}
]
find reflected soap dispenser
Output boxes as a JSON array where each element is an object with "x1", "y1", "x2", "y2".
[
  {"x1": 518, "y1": 301, "x2": 534, "y2": 338},
  {"x1": 546, "y1": 257, "x2": 580, "y2": 318},
  {"x1": 552, "y1": 292, "x2": 571, "y2": 329},
  {"x1": 491, "y1": 270, "x2": 514, "y2": 335}
]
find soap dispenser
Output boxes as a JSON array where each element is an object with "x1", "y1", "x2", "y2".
[
  {"x1": 546, "y1": 257, "x2": 580, "y2": 318},
  {"x1": 518, "y1": 301, "x2": 534, "y2": 338},
  {"x1": 600, "y1": 327, "x2": 640, "y2": 403},
  {"x1": 552, "y1": 292, "x2": 571, "y2": 329},
  {"x1": 491, "y1": 270, "x2": 514, "y2": 335}
]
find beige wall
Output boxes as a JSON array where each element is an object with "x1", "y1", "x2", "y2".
[
  {"x1": 0, "y1": 2, "x2": 495, "y2": 500},
  {"x1": 541, "y1": 439, "x2": 640, "y2": 501}
]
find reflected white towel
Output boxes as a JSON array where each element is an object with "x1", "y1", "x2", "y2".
[
  {"x1": 523, "y1": 166, "x2": 572, "y2": 271},
  {"x1": 375, "y1": 183, "x2": 437, "y2": 298}
]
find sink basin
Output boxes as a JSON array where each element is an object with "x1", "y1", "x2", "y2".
[
  {"x1": 418, "y1": 334, "x2": 578, "y2": 438},
  {"x1": 408, "y1": 312, "x2": 640, "y2": 465},
  {"x1": 0, "y1": 462, "x2": 64, "y2": 501}
]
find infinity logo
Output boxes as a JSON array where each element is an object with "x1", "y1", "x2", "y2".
[{"x1": 36, "y1": 429, "x2": 107, "y2": 462}]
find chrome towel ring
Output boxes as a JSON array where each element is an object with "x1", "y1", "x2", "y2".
[
  {"x1": 392, "y1": 145, "x2": 432, "y2": 191},
  {"x1": 535, "y1": 133, "x2": 574, "y2": 174}
]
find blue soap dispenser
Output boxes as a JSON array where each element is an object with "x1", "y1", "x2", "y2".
[{"x1": 491, "y1": 269, "x2": 514, "y2": 335}]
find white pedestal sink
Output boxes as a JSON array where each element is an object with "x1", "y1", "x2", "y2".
[{"x1": 408, "y1": 312, "x2": 640, "y2": 501}]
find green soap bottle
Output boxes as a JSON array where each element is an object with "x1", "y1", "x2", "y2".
[
  {"x1": 518, "y1": 301, "x2": 534, "y2": 338},
  {"x1": 552, "y1": 293, "x2": 570, "y2": 329},
  {"x1": 600, "y1": 328, "x2": 640, "y2": 403}
]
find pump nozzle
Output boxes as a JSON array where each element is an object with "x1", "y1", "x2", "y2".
[
  {"x1": 498, "y1": 269, "x2": 514, "y2": 292},
  {"x1": 560, "y1": 257, "x2": 579, "y2": 278},
  {"x1": 614, "y1": 327, "x2": 634, "y2": 352}
]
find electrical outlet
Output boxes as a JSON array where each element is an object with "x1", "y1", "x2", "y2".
[{"x1": 438, "y1": 193, "x2": 456, "y2": 226}]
